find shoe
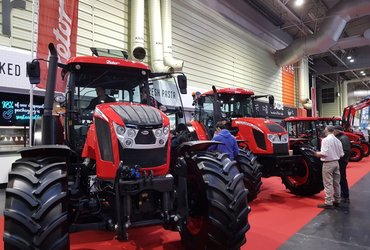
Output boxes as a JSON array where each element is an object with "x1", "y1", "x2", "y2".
[
  {"x1": 333, "y1": 202, "x2": 340, "y2": 207},
  {"x1": 341, "y1": 198, "x2": 350, "y2": 203},
  {"x1": 317, "y1": 203, "x2": 334, "y2": 209}
]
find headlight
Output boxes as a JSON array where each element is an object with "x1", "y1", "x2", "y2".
[
  {"x1": 127, "y1": 129, "x2": 136, "y2": 137},
  {"x1": 116, "y1": 125, "x2": 125, "y2": 136},
  {"x1": 267, "y1": 134, "x2": 279, "y2": 143},
  {"x1": 163, "y1": 126, "x2": 169, "y2": 135},
  {"x1": 281, "y1": 134, "x2": 289, "y2": 143},
  {"x1": 125, "y1": 138, "x2": 134, "y2": 147},
  {"x1": 155, "y1": 128, "x2": 162, "y2": 137}
]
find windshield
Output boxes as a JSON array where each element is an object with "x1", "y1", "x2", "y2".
[{"x1": 219, "y1": 93, "x2": 254, "y2": 118}]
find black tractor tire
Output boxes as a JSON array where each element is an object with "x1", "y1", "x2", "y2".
[
  {"x1": 282, "y1": 145, "x2": 323, "y2": 196},
  {"x1": 181, "y1": 151, "x2": 250, "y2": 250},
  {"x1": 236, "y1": 149, "x2": 262, "y2": 202},
  {"x1": 360, "y1": 141, "x2": 370, "y2": 157},
  {"x1": 349, "y1": 144, "x2": 364, "y2": 162},
  {"x1": 3, "y1": 156, "x2": 69, "y2": 250}
]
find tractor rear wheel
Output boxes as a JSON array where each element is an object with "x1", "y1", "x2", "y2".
[
  {"x1": 350, "y1": 144, "x2": 364, "y2": 162},
  {"x1": 360, "y1": 141, "x2": 370, "y2": 157},
  {"x1": 181, "y1": 152, "x2": 250, "y2": 250},
  {"x1": 282, "y1": 146, "x2": 323, "y2": 196},
  {"x1": 3, "y1": 156, "x2": 69, "y2": 250},
  {"x1": 237, "y1": 149, "x2": 262, "y2": 202}
]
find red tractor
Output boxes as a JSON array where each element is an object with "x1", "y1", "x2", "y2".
[
  {"x1": 3, "y1": 44, "x2": 250, "y2": 250},
  {"x1": 283, "y1": 117, "x2": 366, "y2": 162},
  {"x1": 189, "y1": 87, "x2": 323, "y2": 201}
]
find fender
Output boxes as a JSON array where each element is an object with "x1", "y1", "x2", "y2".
[{"x1": 176, "y1": 140, "x2": 222, "y2": 156}]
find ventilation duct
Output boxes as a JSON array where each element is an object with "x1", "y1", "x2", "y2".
[
  {"x1": 275, "y1": 0, "x2": 370, "y2": 66},
  {"x1": 148, "y1": 0, "x2": 171, "y2": 72},
  {"x1": 298, "y1": 58, "x2": 312, "y2": 110},
  {"x1": 130, "y1": 0, "x2": 146, "y2": 60},
  {"x1": 161, "y1": 0, "x2": 183, "y2": 71}
]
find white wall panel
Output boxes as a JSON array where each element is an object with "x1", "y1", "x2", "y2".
[{"x1": 172, "y1": 0, "x2": 282, "y2": 101}]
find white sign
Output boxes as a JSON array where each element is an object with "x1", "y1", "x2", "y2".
[
  {"x1": 0, "y1": 45, "x2": 31, "y2": 90},
  {"x1": 150, "y1": 79, "x2": 182, "y2": 107}
]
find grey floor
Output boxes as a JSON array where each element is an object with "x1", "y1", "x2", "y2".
[{"x1": 280, "y1": 173, "x2": 370, "y2": 250}]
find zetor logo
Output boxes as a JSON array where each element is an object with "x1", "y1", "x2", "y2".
[
  {"x1": 106, "y1": 60, "x2": 120, "y2": 65},
  {"x1": 53, "y1": 0, "x2": 73, "y2": 61}
]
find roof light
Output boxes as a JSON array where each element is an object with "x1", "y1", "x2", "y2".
[
  {"x1": 295, "y1": 0, "x2": 304, "y2": 6},
  {"x1": 350, "y1": 59, "x2": 354, "y2": 63},
  {"x1": 347, "y1": 56, "x2": 352, "y2": 60},
  {"x1": 360, "y1": 71, "x2": 364, "y2": 74}
]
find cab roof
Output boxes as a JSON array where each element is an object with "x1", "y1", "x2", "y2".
[
  {"x1": 66, "y1": 56, "x2": 150, "y2": 70},
  {"x1": 284, "y1": 116, "x2": 342, "y2": 122},
  {"x1": 202, "y1": 87, "x2": 254, "y2": 96}
]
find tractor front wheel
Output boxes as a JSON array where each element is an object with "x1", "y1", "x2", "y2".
[
  {"x1": 360, "y1": 141, "x2": 370, "y2": 157},
  {"x1": 282, "y1": 146, "x2": 323, "y2": 196},
  {"x1": 181, "y1": 152, "x2": 250, "y2": 250},
  {"x1": 237, "y1": 149, "x2": 262, "y2": 202},
  {"x1": 350, "y1": 144, "x2": 364, "y2": 162},
  {"x1": 3, "y1": 156, "x2": 69, "y2": 250}
]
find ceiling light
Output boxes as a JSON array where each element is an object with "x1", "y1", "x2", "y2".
[
  {"x1": 347, "y1": 56, "x2": 352, "y2": 60},
  {"x1": 350, "y1": 59, "x2": 354, "y2": 63},
  {"x1": 360, "y1": 71, "x2": 364, "y2": 74},
  {"x1": 295, "y1": 0, "x2": 304, "y2": 6}
]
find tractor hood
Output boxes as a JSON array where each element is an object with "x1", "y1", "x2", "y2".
[
  {"x1": 234, "y1": 117, "x2": 287, "y2": 134},
  {"x1": 94, "y1": 102, "x2": 169, "y2": 128}
]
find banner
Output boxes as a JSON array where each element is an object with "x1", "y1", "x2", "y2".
[{"x1": 36, "y1": 0, "x2": 79, "y2": 92}]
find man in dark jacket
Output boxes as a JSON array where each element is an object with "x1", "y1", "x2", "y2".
[
  {"x1": 334, "y1": 125, "x2": 351, "y2": 203},
  {"x1": 208, "y1": 121, "x2": 239, "y2": 160},
  {"x1": 86, "y1": 87, "x2": 115, "y2": 110}
]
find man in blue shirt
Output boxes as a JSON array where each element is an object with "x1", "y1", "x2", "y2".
[{"x1": 208, "y1": 121, "x2": 239, "y2": 160}]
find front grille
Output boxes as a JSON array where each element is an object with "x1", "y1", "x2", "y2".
[
  {"x1": 135, "y1": 129, "x2": 156, "y2": 144},
  {"x1": 119, "y1": 142, "x2": 167, "y2": 168},
  {"x1": 273, "y1": 143, "x2": 289, "y2": 155},
  {"x1": 95, "y1": 118, "x2": 114, "y2": 162},
  {"x1": 253, "y1": 129, "x2": 266, "y2": 150}
]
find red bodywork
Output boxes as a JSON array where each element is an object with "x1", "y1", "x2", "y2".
[
  {"x1": 342, "y1": 96, "x2": 370, "y2": 131},
  {"x1": 66, "y1": 56, "x2": 150, "y2": 70},
  {"x1": 82, "y1": 102, "x2": 171, "y2": 180}
]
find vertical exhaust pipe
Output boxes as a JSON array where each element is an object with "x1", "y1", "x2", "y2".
[
  {"x1": 148, "y1": 0, "x2": 171, "y2": 72},
  {"x1": 161, "y1": 0, "x2": 183, "y2": 71},
  {"x1": 130, "y1": 0, "x2": 146, "y2": 60}
]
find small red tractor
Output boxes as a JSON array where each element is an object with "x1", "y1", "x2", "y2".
[
  {"x1": 3, "y1": 44, "x2": 250, "y2": 250},
  {"x1": 189, "y1": 87, "x2": 323, "y2": 201},
  {"x1": 283, "y1": 117, "x2": 367, "y2": 162}
]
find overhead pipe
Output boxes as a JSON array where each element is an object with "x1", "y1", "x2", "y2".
[
  {"x1": 161, "y1": 0, "x2": 183, "y2": 71},
  {"x1": 275, "y1": 0, "x2": 370, "y2": 66},
  {"x1": 298, "y1": 57, "x2": 312, "y2": 110},
  {"x1": 130, "y1": 0, "x2": 146, "y2": 60},
  {"x1": 148, "y1": 0, "x2": 171, "y2": 72},
  {"x1": 330, "y1": 29, "x2": 370, "y2": 51}
]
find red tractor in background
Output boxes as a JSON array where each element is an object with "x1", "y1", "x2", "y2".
[
  {"x1": 3, "y1": 44, "x2": 250, "y2": 250},
  {"x1": 283, "y1": 117, "x2": 366, "y2": 162},
  {"x1": 188, "y1": 87, "x2": 323, "y2": 201}
]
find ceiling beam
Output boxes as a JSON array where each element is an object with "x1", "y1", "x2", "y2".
[{"x1": 313, "y1": 60, "x2": 370, "y2": 75}]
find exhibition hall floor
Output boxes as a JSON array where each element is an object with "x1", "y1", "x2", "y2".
[{"x1": 1, "y1": 157, "x2": 370, "y2": 250}]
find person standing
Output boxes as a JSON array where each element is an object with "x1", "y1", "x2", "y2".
[
  {"x1": 208, "y1": 121, "x2": 239, "y2": 160},
  {"x1": 314, "y1": 125, "x2": 344, "y2": 209},
  {"x1": 334, "y1": 125, "x2": 351, "y2": 203}
]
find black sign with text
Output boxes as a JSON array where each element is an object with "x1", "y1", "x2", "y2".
[
  {"x1": 0, "y1": 92, "x2": 44, "y2": 126},
  {"x1": 254, "y1": 100, "x2": 297, "y2": 119}
]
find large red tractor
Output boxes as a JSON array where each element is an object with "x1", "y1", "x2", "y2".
[
  {"x1": 189, "y1": 87, "x2": 323, "y2": 201},
  {"x1": 3, "y1": 44, "x2": 250, "y2": 250},
  {"x1": 283, "y1": 117, "x2": 366, "y2": 162}
]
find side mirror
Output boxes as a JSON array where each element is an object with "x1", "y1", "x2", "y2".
[
  {"x1": 177, "y1": 75, "x2": 187, "y2": 94},
  {"x1": 26, "y1": 60, "x2": 40, "y2": 84},
  {"x1": 269, "y1": 95, "x2": 274, "y2": 106}
]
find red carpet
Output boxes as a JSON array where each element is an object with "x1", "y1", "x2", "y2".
[{"x1": 1, "y1": 158, "x2": 369, "y2": 250}]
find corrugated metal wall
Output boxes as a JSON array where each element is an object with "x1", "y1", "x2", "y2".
[
  {"x1": 317, "y1": 84, "x2": 340, "y2": 117},
  {"x1": 1, "y1": 0, "x2": 284, "y2": 102},
  {"x1": 172, "y1": 0, "x2": 283, "y2": 101}
]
